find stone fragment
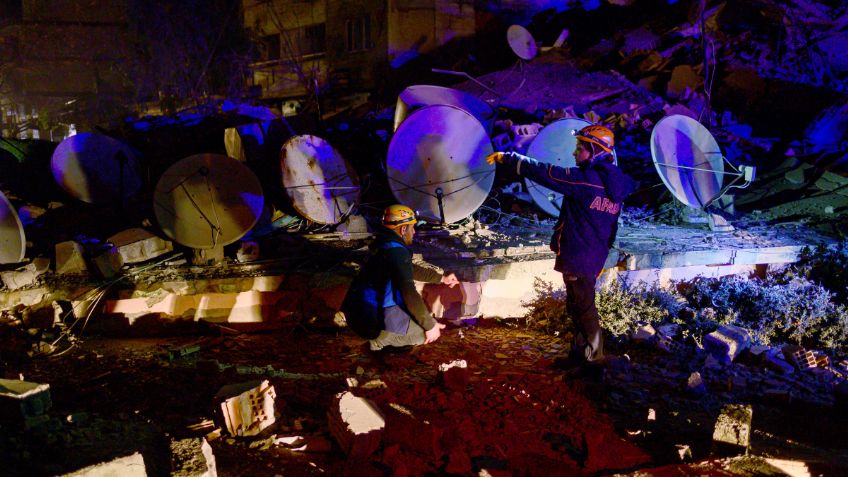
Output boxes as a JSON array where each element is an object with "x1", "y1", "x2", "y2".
[
  {"x1": 108, "y1": 228, "x2": 173, "y2": 264},
  {"x1": 0, "y1": 257, "x2": 50, "y2": 290},
  {"x1": 327, "y1": 391, "x2": 384, "y2": 458},
  {"x1": 712, "y1": 404, "x2": 752, "y2": 454},
  {"x1": 170, "y1": 437, "x2": 217, "y2": 477},
  {"x1": 704, "y1": 324, "x2": 751, "y2": 363},
  {"x1": 55, "y1": 241, "x2": 88, "y2": 275},
  {"x1": 60, "y1": 452, "x2": 147, "y2": 477},
  {"x1": 214, "y1": 380, "x2": 276, "y2": 437},
  {"x1": 0, "y1": 378, "x2": 52, "y2": 428},
  {"x1": 632, "y1": 324, "x2": 656, "y2": 342},
  {"x1": 685, "y1": 372, "x2": 707, "y2": 397}
]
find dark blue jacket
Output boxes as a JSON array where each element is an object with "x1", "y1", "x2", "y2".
[
  {"x1": 341, "y1": 227, "x2": 441, "y2": 339},
  {"x1": 502, "y1": 152, "x2": 637, "y2": 277}
]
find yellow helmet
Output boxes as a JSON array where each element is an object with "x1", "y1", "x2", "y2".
[
  {"x1": 382, "y1": 204, "x2": 416, "y2": 229},
  {"x1": 575, "y1": 124, "x2": 614, "y2": 153}
]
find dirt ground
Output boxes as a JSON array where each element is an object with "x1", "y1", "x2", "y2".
[{"x1": 2, "y1": 318, "x2": 846, "y2": 476}]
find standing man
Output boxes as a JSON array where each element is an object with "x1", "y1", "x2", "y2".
[
  {"x1": 487, "y1": 124, "x2": 637, "y2": 366},
  {"x1": 342, "y1": 204, "x2": 459, "y2": 352}
]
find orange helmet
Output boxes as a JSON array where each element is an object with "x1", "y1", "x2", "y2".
[
  {"x1": 382, "y1": 204, "x2": 417, "y2": 229},
  {"x1": 575, "y1": 124, "x2": 614, "y2": 153}
]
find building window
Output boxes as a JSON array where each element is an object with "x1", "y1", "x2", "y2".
[
  {"x1": 345, "y1": 15, "x2": 372, "y2": 52},
  {"x1": 258, "y1": 34, "x2": 281, "y2": 61}
]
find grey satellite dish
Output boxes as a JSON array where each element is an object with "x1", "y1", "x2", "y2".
[
  {"x1": 281, "y1": 135, "x2": 360, "y2": 225},
  {"x1": 507, "y1": 25, "x2": 538, "y2": 61},
  {"x1": 525, "y1": 118, "x2": 618, "y2": 217},
  {"x1": 50, "y1": 132, "x2": 142, "y2": 204},
  {"x1": 224, "y1": 123, "x2": 266, "y2": 162},
  {"x1": 394, "y1": 85, "x2": 496, "y2": 133},
  {"x1": 153, "y1": 154, "x2": 264, "y2": 249},
  {"x1": 0, "y1": 190, "x2": 25, "y2": 264},
  {"x1": 387, "y1": 105, "x2": 495, "y2": 224},
  {"x1": 651, "y1": 115, "x2": 755, "y2": 230}
]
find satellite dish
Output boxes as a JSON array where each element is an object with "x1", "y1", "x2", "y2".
[
  {"x1": 387, "y1": 105, "x2": 495, "y2": 224},
  {"x1": 50, "y1": 132, "x2": 142, "y2": 204},
  {"x1": 224, "y1": 123, "x2": 267, "y2": 163},
  {"x1": 394, "y1": 85, "x2": 496, "y2": 133},
  {"x1": 281, "y1": 135, "x2": 360, "y2": 225},
  {"x1": 525, "y1": 118, "x2": 618, "y2": 217},
  {"x1": 651, "y1": 115, "x2": 755, "y2": 229},
  {"x1": 507, "y1": 25, "x2": 538, "y2": 61},
  {"x1": 0, "y1": 191, "x2": 25, "y2": 264},
  {"x1": 153, "y1": 154, "x2": 264, "y2": 249}
]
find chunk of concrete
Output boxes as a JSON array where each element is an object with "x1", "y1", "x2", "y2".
[
  {"x1": 327, "y1": 391, "x2": 384, "y2": 458},
  {"x1": 55, "y1": 241, "x2": 88, "y2": 275},
  {"x1": 214, "y1": 380, "x2": 276, "y2": 437},
  {"x1": 712, "y1": 404, "x2": 752, "y2": 455},
  {"x1": 170, "y1": 437, "x2": 217, "y2": 477},
  {"x1": 108, "y1": 228, "x2": 173, "y2": 264},
  {"x1": 782, "y1": 345, "x2": 817, "y2": 371},
  {"x1": 438, "y1": 359, "x2": 469, "y2": 391},
  {"x1": 92, "y1": 245, "x2": 123, "y2": 279},
  {"x1": 60, "y1": 452, "x2": 147, "y2": 477},
  {"x1": 0, "y1": 257, "x2": 51, "y2": 290},
  {"x1": 704, "y1": 324, "x2": 751, "y2": 363},
  {"x1": 0, "y1": 378, "x2": 51, "y2": 427}
]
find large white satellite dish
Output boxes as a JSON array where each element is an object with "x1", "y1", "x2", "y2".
[
  {"x1": 394, "y1": 85, "x2": 496, "y2": 133},
  {"x1": 387, "y1": 105, "x2": 495, "y2": 224},
  {"x1": 651, "y1": 115, "x2": 754, "y2": 211},
  {"x1": 525, "y1": 118, "x2": 618, "y2": 217},
  {"x1": 507, "y1": 25, "x2": 538, "y2": 61},
  {"x1": 153, "y1": 154, "x2": 264, "y2": 249},
  {"x1": 281, "y1": 135, "x2": 360, "y2": 225},
  {"x1": 50, "y1": 132, "x2": 142, "y2": 204},
  {"x1": 0, "y1": 190, "x2": 25, "y2": 264}
]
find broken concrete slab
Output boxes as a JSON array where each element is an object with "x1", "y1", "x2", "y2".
[
  {"x1": 0, "y1": 257, "x2": 51, "y2": 291},
  {"x1": 712, "y1": 404, "x2": 753, "y2": 455},
  {"x1": 107, "y1": 228, "x2": 173, "y2": 264},
  {"x1": 327, "y1": 391, "x2": 384, "y2": 458},
  {"x1": 0, "y1": 378, "x2": 52, "y2": 428},
  {"x1": 60, "y1": 452, "x2": 147, "y2": 477},
  {"x1": 214, "y1": 380, "x2": 276, "y2": 437},
  {"x1": 55, "y1": 241, "x2": 88, "y2": 275},
  {"x1": 170, "y1": 437, "x2": 216, "y2": 477}
]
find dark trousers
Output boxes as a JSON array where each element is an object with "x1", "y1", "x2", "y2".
[{"x1": 564, "y1": 274, "x2": 604, "y2": 362}]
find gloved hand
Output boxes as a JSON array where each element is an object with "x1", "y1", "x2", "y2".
[{"x1": 485, "y1": 151, "x2": 505, "y2": 165}]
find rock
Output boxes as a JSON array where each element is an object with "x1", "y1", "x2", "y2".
[{"x1": 712, "y1": 404, "x2": 752, "y2": 455}]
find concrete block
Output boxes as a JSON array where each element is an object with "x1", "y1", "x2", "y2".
[
  {"x1": 214, "y1": 380, "x2": 276, "y2": 437},
  {"x1": 327, "y1": 391, "x2": 384, "y2": 458},
  {"x1": 108, "y1": 228, "x2": 173, "y2": 264},
  {"x1": 782, "y1": 345, "x2": 817, "y2": 371},
  {"x1": 0, "y1": 378, "x2": 51, "y2": 427},
  {"x1": 632, "y1": 324, "x2": 656, "y2": 342},
  {"x1": 60, "y1": 452, "x2": 147, "y2": 477},
  {"x1": 712, "y1": 404, "x2": 752, "y2": 454},
  {"x1": 55, "y1": 241, "x2": 88, "y2": 275},
  {"x1": 0, "y1": 257, "x2": 50, "y2": 290},
  {"x1": 170, "y1": 437, "x2": 217, "y2": 477},
  {"x1": 704, "y1": 325, "x2": 751, "y2": 363},
  {"x1": 92, "y1": 245, "x2": 123, "y2": 279}
]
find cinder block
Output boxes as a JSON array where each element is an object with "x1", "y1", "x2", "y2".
[
  {"x1": 782, "y1": 345, "x2": 817, "y2": 371},
  {"x1": 170, "y1": 437, "x2": 217, "y2": 477},
  {"x1": 60, "y1": 452, "x2": 147, "y2": 477},
  {"x1": 704, "y1": 325, "x2": 751, "y2": 363},
  {"x1": 108, "y1": 228, "x2": 173, "y2": 264},
  {"x1": 712, "y1": 404, "x2": 752, "y2": 454},
  {"x1": 0, "y1": 378, "x2": 52, "y2": 428},
  {"x1": 55, "y1": 241, "x2": 88, "y2": 275},
  {"x1": 327, "y1": 391, "x2": 384, "y2": 458},
  {"x1": 214, "y1": 380, "x2": 276, "y2": 437}
]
